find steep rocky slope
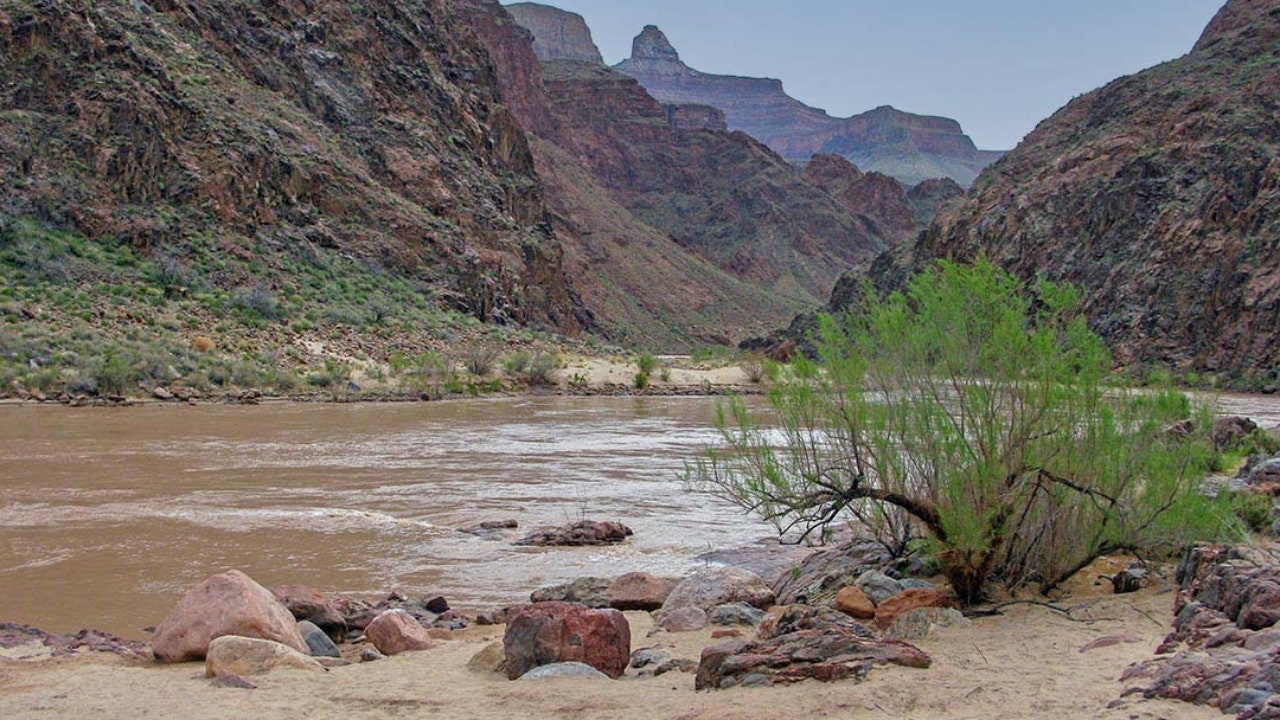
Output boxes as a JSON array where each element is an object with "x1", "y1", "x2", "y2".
[
  {"x1": 539, "y1": 61, "x2": 883, "y2": 304},
  {"x1": 879, "y1": 0, "x2": 1280, "y2": 381},
  {"x1": 801, "y1": 155, "x2": 917, "y2": 244},
  {"x1": 0, "y1": 0, "x2": 585, "y2": 331},
  {"x1": 459, "y1": 0, "x2": 812, "y2": 347},
  {"x1": 610, "y1": 25, "x2": 1002, "y2": 186},
  {"x1": 462, "y1": 1, "x2": 885, "y2": 341}
]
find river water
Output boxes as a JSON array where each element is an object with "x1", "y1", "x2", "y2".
[
  {"x1": 2, "y1": 392, "x2": 1278, "y2": 641},
  {"x1": 0, "y1": 397, "x2": 782, "y2": 639}
]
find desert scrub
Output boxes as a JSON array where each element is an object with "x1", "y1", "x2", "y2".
[{"x1": 689, "y1": 259, "x2": 1240, "y2": 604}]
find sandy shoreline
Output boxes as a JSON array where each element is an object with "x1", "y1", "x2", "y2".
[{"x1": 0, "y1": 569, "x2": 1220, "y2": 720}]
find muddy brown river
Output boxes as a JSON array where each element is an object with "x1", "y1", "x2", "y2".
[
  {"x1": 2, "y1": 392, "x2": 1278, "y2": 641},
  {"x1": 0, "y1": 397, "x2": 787, "y2": 639}
]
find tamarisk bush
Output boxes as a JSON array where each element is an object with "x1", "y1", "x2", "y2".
[{"x1": 688, "y1": 260, "x2": 1240, "y2": 603}]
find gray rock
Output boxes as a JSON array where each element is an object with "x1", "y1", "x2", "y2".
[
  {"x1": 654, "y1": 658, "x2": 698, "y2": 676},
  {"x1": 530, "y1": 577, "x2": 611, "y2": 608},
  {"x1": 770, "y1": 539, "x2": 891, "y2": 606},
  {"x1": 298, "y1": 620, "x2": 341, "y2": 658},
  {"x1": 630, "y1": 647, "x2": 670, "y2": 669},
  {"x1": 661, "y1": 567, "x2": 775, "y2": 613},
  {"x1": 518, "y1": 662, "x2": 610, "y2": 681},
  {"x1": 899, "y1": 579, "x2": 936, "y2": 591},
  {"x1": 707, "y1": 602, "x2": 767, "y2": 627},
  {"x1": 884, "y1": 608, "x2": 970, "y2": 641},
  {"x1": 855, "y1": 570, "x2": 904, "y2": 605}
]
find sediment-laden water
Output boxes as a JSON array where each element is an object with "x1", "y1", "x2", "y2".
[
  {"x1": 0, "y1": 397, "x2": 776, "y2": 639},
  {"x1": 1, "y1": 391, "x2": 1275, "y2": 640}
]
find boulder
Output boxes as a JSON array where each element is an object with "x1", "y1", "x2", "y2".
[
  {"x1": 607, "y1": 572, "x2": 679, "y2": 611},
  {"x1": 503, "y1": 602, "x2": 630, "y2": 679},
  {"x1": 1239, "y1": 580, "x2": 1280, "y2": 631},
  {"x1": 630, "y1": 647, "x2": 670, "y2": 669},
  {"x1": 695, "y1": 629, "x2": 930, "y2": 690},
  {"x1": 297, "y1": 621, "x2": 341, "y2": 658},
  {"x1": 518, "y1": 662, "x2": 610, "y2": 681},
  {"x1": 531, "y1": 577, "x2": 611, "y2": 608},
  {"x1": 1112, "y1": 568, "x2": 1147, "y2": 595},
  {"x1": 834, "y1": 586, "x2": 877, "y2": 620},
  {"x1": 467, "y1": 641, "x2": 506, "y2": 674},
  {"x1": 656, "y1": 607, "x2": 708, "y2": 633},
  {"x1": 271, "y1": 585, "x2": 348, "y2": 641},
  {"x1": 515, "y1": 521, "x2": 633, "y2": 547},
  {"x1": 875, "y1": 588, "x2": 957, "y2": 629},
  {"x1": 364, "y1": 609, "x2": 433, "y2": 656},
  {"x1": 152, "y1": 570, "x2": 308, "y2": 663},
  {"x1": 855, "y1": 570, "x2": 904, "y2": 605},
  {"x1": 771, "y1": 539, "x2": 891, "y2": 606},
  {"x1": 707, "y1": 602, "x2": 767, "y2": 627},
  {"x1": 1215, "y1": 416, "x2": 1259, "y2": 450},
  {"x1": 884, "y1": 608, "x2": 970, "y2": 641},
  {"x1": 758, "y1": 605, "x2": 874, "y2": 640},
  {"x1": 204, "y1": 636, "x2": 323, "y2": 677},
  {"x1": 661, "y1": 567, "x2": 775, "y2": 613}
]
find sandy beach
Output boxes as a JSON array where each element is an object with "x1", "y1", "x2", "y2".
[{"x1": 0, "y1": 568, "x2": 1218, "y2": 720}]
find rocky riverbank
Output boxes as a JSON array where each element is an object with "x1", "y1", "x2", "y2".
[{"x1": 0, "y1": 537, "x2": 1250, "y2": 720}]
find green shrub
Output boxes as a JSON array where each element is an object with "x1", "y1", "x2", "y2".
[
  {"x1": 1228, "y1": 491, "x2": 1274, "y2": 534},
  {"x1": 689, "y1": 259, "x2": 1239, "y2": 604},
  {"x1": 526, "y1": 352, "x2": 557, "y2": 386},
  {"x1": 464, "y1": 345, "x2": 501, "y2": 377}
]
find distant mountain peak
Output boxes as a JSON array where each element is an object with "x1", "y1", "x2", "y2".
[{"x1": 632, "y1": 25, "x2": 681, "y2": 63}]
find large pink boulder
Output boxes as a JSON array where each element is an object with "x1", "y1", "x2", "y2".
[
  {"x1": 152, "y1": 570, "x2": 307, "y2": 663},
  {"x1": 503, "y1": 602, "x2": 630, "y2": 679},
  {"x1": 364, "y1": 609, "x2": 433, "y2": 655}
]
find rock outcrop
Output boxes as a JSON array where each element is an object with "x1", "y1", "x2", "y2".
[
  {"x1": 515, "y1": 520, "x2": 633, "y2": 547},
  {"x1": 879, "y1": 0, "x2": 1280, "y2": 380},
  {"x1": 505, "y1": 3, "x2": 604, "y2": 64},
  {"x1": 1124, "y1": 545, "x2": 1280, "y2": 718},
  {"x1": 611, "y1": 26, "x2": 1002, "y2": 186}
]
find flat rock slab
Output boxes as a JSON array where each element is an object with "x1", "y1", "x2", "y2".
[
  {"x1": 695, "y1": 628, "x2": 930, "y2": 690},
  {"x1": 205, "y1": 636, "x2": 323, "y2": 677},
  {"x1": 519, "y1": 662, "x2": 610, "y2": 681}
]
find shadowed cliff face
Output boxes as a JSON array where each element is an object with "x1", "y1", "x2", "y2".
[
  {"x1": 610, "y1": 25, "x2": 1002, "y2": 186},
  {"x1": 877, "y1": 0, "x2": 1280, "y2": 380},
  {"x1": 0, "y1": 0, "x2": 587, "y2": 331}
]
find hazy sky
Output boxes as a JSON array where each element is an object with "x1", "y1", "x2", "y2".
[{"x1": 513, "y1": 1, "x2": 1226, "y2": 150}]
